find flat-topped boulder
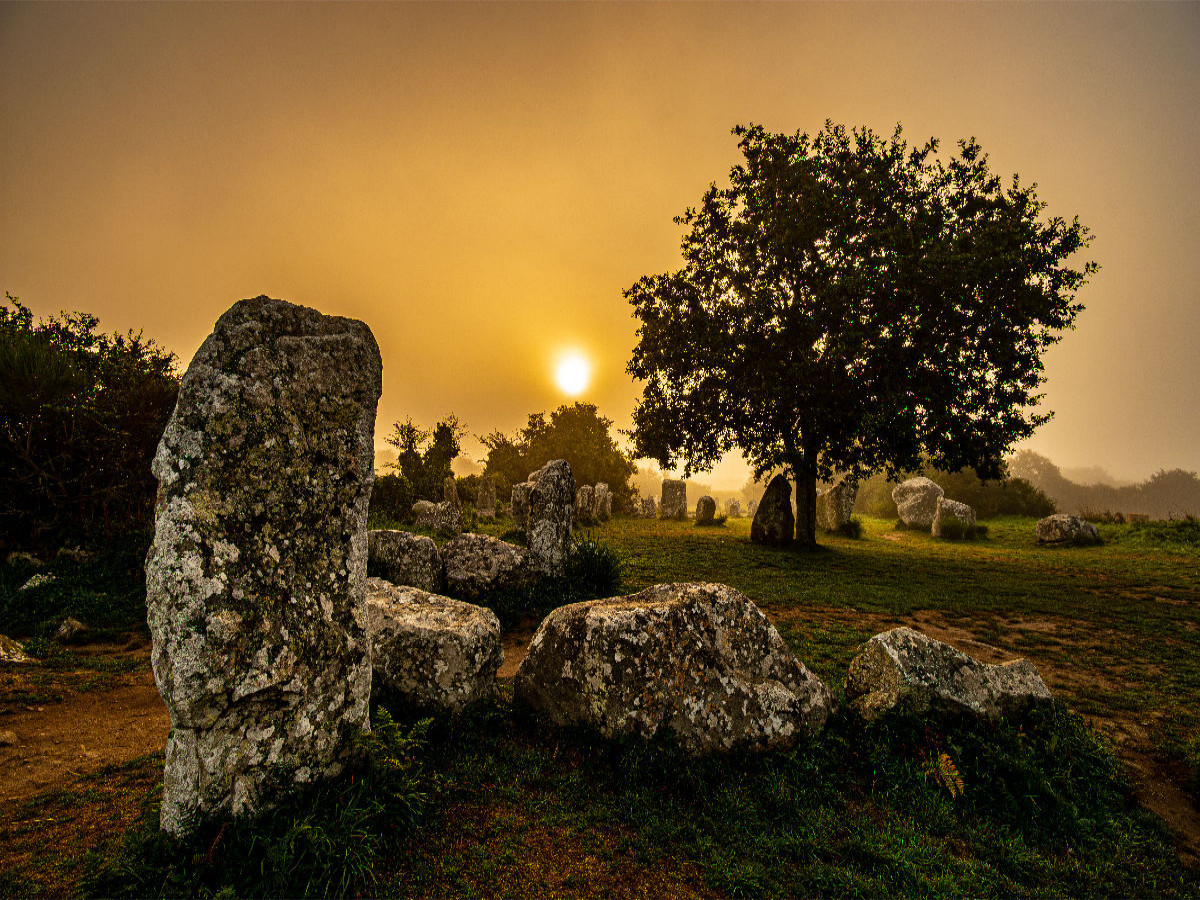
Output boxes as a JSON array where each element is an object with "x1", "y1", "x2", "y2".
[
  {"x1": 441, "y1": 533, "x2": 533, "y2": 600},
  {"x1": 892, "y1": 477, "x2": 944, "y2": 529},
  {"x1": 368, "y1": 529, "x2": 443, "y2": 593},
  {"x1": 515, "y1": 582, "x2": 834, "y2": 754},
  {"x1": 146, "y1": 296, "x2": 380, "y2": 834},
  {"x1": 751, "y1": 474, "x2": 794, "y2": 545},
  {"x1": 1036, "y1": 513, "x2": 1101, "y2": 546},
  {"x1": 366, "y1": 578, "x2": 502, "y2": 715},
  {"x1": 845, "y1": 627, "x2": 1052, "y2": 723}
]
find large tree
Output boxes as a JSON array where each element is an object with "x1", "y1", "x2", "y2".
[{"x1": 626, "y1": 122, "x2": 1096, "y2": 545}]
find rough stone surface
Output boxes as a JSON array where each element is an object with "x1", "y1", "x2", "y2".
[
  {"x1": 526, "y1": 460, "x2": 575, "y2": 575},
  {"x1": 660, "y1": 479, "x2": 687, "y2": 520},
  {"x1": 695, "y1": 496, "x2": 717, "y2": 524},
  {"x1": 893, "y1": 477, "x2": 944, "y2": 530},
  {"x1": 0, "y1": 634, "x2": 33, "y2": 664},
  {"x1": 0, "y1": 730, "x2": 16, "y2": 746},
  {"x1": 368, "y1": 530, "x2": 443, "y2": 593},
  {"x1": 366, "y1": 578, "x2": 502, "y2": 715},
  {"x1": 932, "y1": 497, "x2": 977, "y2": 537},
  {"x1": 477, "y1": 476, "x2": 496, "y2": 519},
  {"x1": 145, "y1": 296, "x2": 381, "y2": 835},
  {"x1": 751, "y1": 475, "x2": 794, "y2": 546},
  {"x1": 516, "y1": 582, "x2": 833, "y2": 753},
  {"x1": 594, "y1": 483, "x2": 611, "y2": 521},
  {"x1": 639, "y1": 497, "x2": 657, "y2": 518},
  {"x1": 412, "y1": 500, "x2": 435, "y2": 517},
  {"x1": 443, "y1": 476, "x2": 460, "y2": 509},
  {"x1": 511, "y1": 482, "x2": 533, "y2": 532},
  {"x1": 53, "y1": 617, "x2": 88, "y2": 642},
  {"x1": 441, "y1": 533, "x2": 533, "y2": 600},
  {"x1": 413, "y1": 501, "x2": 462, "y2": 536},
  {"x1": 726, "y1": 499, "x2": 741, "y2": 519},
  {"x1": 18, "y1": 573, "x2": 56, "y2": 592},
  {"x1": 845, "y1": 627, "x2": 1053, "y2": 722},
  {"x1": 816, "y1": 479, "x2": 857, "y2": 532},
  {"x1": 575, "y1": 486, "x2": 596, "y2": 524},
  {"x1": 1035, "y1": 513, "x2": 1102, "y2": 546}
]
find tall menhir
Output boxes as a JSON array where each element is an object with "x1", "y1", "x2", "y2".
[{"x1": 145, "y1": 296, "x2": 382, "y2": 834}]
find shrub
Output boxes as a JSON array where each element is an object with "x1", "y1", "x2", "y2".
[
  {"x1": 1081, "y1": 508, "x2": 1126, "y2": 525},
  {"x1": 837, "y1": 517, "x2": 863, "y2": 539},
  {"x1": 695, "y1": 514, "x2": 728, "y2": 528},
  {"x1": 368, "y1": 473, "x2": 416, "y2": 525}
]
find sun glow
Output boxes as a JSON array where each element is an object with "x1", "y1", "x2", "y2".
[{"x1": 555, "y1": 351, "x2": 591, "y2": 396}]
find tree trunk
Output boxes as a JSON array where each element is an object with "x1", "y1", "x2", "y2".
[{"x1": 794, "y1": 464, "x2": 819, "y2": 547}]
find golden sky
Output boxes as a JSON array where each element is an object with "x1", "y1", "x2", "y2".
[{"x1": 2, "y1": 2, "x2": 1197, "y2": 486}]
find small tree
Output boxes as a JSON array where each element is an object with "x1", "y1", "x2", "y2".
[
  {"x1": 626, "y1": 123, "x2": 1095, "y2": 545},
  {"x1": 383, "y1": 414, "x2": 464, "y2": 502}
]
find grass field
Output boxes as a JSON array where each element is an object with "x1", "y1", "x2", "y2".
[{"x1": 2, "y1": 514, "x2": 1199, "y2": 897}]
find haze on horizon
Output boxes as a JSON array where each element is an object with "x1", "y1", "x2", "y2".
[{"x1": 2, "y1": 2, "x2": 1197, "y2": 489}]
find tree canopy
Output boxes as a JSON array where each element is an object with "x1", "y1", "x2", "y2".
[
  {"x1": 626, "y1": 122, "x2": 1096, "y2": 544},
  {"x1": 383, "y1": 414, "x2": 465, "y2": 503}
]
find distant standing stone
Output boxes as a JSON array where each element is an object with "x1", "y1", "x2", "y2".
[
  {"x1": 526, "y1": 460, "x2": 575, "y2": 575},
  {"x1": 751, "y1": 474, "x2": 794, "y2": 546},
  {"x1": 477, "y1": 476, "x2": 497, "y2": 519},
  {"x1": 695, "y1": 495, "x2": 717, "y2": 524},
  {"x1": 146, "y1": 296, "x2": 381, "y2": 834},
  {"x1": 726, "y1": 499, "x2": 741, "y2": 519},
  {"x1": 443, "y1": 475, "x2": 460, "y2": 509},
  {"x1": 575, "y1": 486, "x2": 596, "y2": 524},
  {"x1": 747, "y1": 500, "x2": 758, "y2": 517},
  {"x1": 511, "y1": 482, "x2": 533, "y2": 532},
  {"x1": 640, "y1": 497, "x2": 657, "y2": 518},
  {"x1": 816, "y1": 479, "x2": 857, "y2": 532},
  {"x1": 660, "y1": 479, "x2": 687, "y2": 520},
  {"x1": 594, "y1": 483, "x2": 611, "y2": 521},
  {"x1": 1035, "y1": 513, "x2": 1102, "y2": 546},
  {"x1": 892, "y1": 477, "x2": 944, "y2": 530},
  {"x1": 932, "y1": 497, "x2": 977, "y2": 538}
]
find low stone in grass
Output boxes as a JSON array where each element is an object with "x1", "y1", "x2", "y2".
[
  {"x1": 695, "y1": 495, "x2": 717, "y2": 524},
  {"x1": 751, "y1": 474, "x2": 794, "y2": 546},
  {"x1": 413, "y1": 500, "x2": 462, "y2": 537},
  {"x1": 932, "y1": 497, "x2": 977, "y2": 539},
  {"x1": 1036, "y1": 513, "x2": 1102, "y2": 546},
  {"x1": 515, "y1": 582, "x2": 834, "y2": 753},
  {"x1": 368, "y1": 530, "x2": 443, "y2": 593},
  {"x1": 441, "y1": 533, "x2": 533, "y2": 600},
  {"x1": 845, "y1": 627, "x2": 1052, "y2": 723},
  {"x1": 366, "y1": 577, "x2": 502, "y2": 715},
  {"x1": 892, "y1": 477, "x2": 944, "y2": 530}
]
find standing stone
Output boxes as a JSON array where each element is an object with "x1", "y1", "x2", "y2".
[
  {"x1": 477, "y1": 476, "x2": 497, "y2": 520},
  {"x1": 932, "y1": 497, "x2": 977, "y2": 538},
  {"x1": 660, "y1": 479, "x2": 687, "y2": 520},
  {"x1": 1035, "y1": 513, "x2": 1102, "y2": 546},
  {"x1": 892, "y1": 477, "x2": 944, "y2": 530},
  {"x1": 640, "y1": 496, "x2": 657, "y2": 518},
  {"x1": 751, "y1": 475, "x2": 794, "y2": 546},
  {"x1": 526, "y1": 460, "x2": 575, "y2": 575},
  {"x1": 747, "y1": 500, "x2": 758, "y2": 517},
  {"x1": 368, "y1": 529, "x2": 443, "y2": 593},
  {"x1": 695, "y1": 496, "x2": 717, "y2": 524},
  {"x1": 726, "y1": 499, "x2": 741, "y2": 519},
  {"x1": 575, "y1": 486, "x2": 596, "y2": 525},
  {"x1": 816, "y1": 479, "x2": 858, "y2": 532},
  {"x1": 443, "y1": 475, "x2": 460, "y2": 509},
  {"x1": 146, "y1": 296, "x2": 381, "y2": 834},
  {"x1": 511, "y1": 482, "x2": 533, "y2": 532},
  {"x1": 603, "y1": 492, "x2": 613, "y2": 519},
  {"x1": 593, "y1": 483, "x2": 611, "y2": 521}
]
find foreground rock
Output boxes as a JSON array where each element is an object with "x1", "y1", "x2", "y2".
[
  {"x1": 845, "y1": 627, "x2": 1052, "y2": 722},
  {"x1": 515, "y1": 582, "x2": 833, "y2": 753},
  {"x1": 366, "y1": 578, "x2": 502, "y2": 714},
  {"x1": 932, "y1": 497, "x2": 977, "y2": 538},
  {"x1": 892, "y1": 477, "x2": 944, "y2": 529},
  {"x1": 441, "y1": 533, "x2": 533, "y2": 600},
  {"x1": 695, "y1": 495, "x2": 717, "y2": 524},
  {"x1": 0, "y1": 634, "x2": 33, "y2": 664},
  {"x1": 751, "y1": 475, "x2": 794, "y2": 546},
  {"x1": 816, "y1": 479, "x2": 857, "y2": 532},
  {"x1": 146, "y1": 296, "x2": 381, "y2": 835},
  {"x1": 526, "y1": 460, "x2": 575, "y2": 575},
  {"x1": 368, "y1": 529, "x2": 443, "y2": 593},
  {"x1": 660, "y1": 479, "x2": 687, "y2": 520},
  {"x1": 1036, "y1": 513, "x2": 1102, "y2": 546}
]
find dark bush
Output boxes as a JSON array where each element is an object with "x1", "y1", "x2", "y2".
[
  {"x1": 369, "y1": 473, "x2": 416, "y2": 525},
  {"x1": 837, "y1": 517, "x2": 863, "y2": 539}
]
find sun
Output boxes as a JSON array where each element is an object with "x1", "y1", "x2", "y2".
[{"x1": 555, "y1": 351, "x2": 591, "y2": 396}]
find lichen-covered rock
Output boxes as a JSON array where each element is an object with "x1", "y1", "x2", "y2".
[
  {"x1": 526, "y1": 460, "x2": 575, "y2": 575},
  {"x1": 368, "y1": 530, "x2": 443, "y2": 593},
  {"x1": 515, "y1": 582, "x2": 833, "y2": 754},
  {"x1": 0, "y1": 634, "x2": 33, "y2": 664},
  {"x1": 53, "y1": 617, "x2": 88, "y2": 642},
  {"x1": 511, "y1": 482, "x2": 533, "y2": 532},
  {"x1": 18, "y1": 573, "x2": 56, "y2": 592},
  {"x1": 594, "y1": 483, "x2": 611, "y2": 521},
  {"x1": 640, "y1": 497, "x2": 657, "y2": 518},
  {"x1": 845, "y1": 627, "x2": 1052, "y2": 722},
  {"x1": 932, "y1": 497, "x2": 977, "y2": 537},
  {"x1": 145, "y1": 296, "x2": 381, "y2": 835},
  {"x1": 412, "y1": 500, "x2": 436, "y2": 517},
  {"x1": 443, "y1": 475, "x2": 460, "y2": 509},
  {"x1": 695, "y1": 496, "x2": 717, "y2": 524},
  {"x1": 441, "y1": 533, "x2": 533, "y2": 600},
  {"x1": 477, "y1": 476, "x2": 497, "y2": 520},
  {"x1": 726, "y1": 499, "x2": 741, "y2": 519},
  {"x1": 892, "y1": 477, "x2": 944, "y2": 529},
  {"x1": 575, "y1": 486, "x2": 596, "y2": 524},
  {"x1": 366, "y1": 578, "x2": 502, "y2": 714},
  {"x1": 413, "y1": 501, "x2": 462, "y2": 536},
  {"x1": 660, "y1": 479, "x2": 687, "y2": 520},
  {"x1": 1035, "y1": 513, "x2": 1102, "y2": 546},
  {"x1": 751, "y1": 475, "x2": 794, "y2": 546},
  {"x1": 816, "y1": 479, "x2": 857, "y2": 532}
]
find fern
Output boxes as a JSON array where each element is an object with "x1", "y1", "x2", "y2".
[{"x1": 925, "y1": 751, "x2": 965, "y2": 799}]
